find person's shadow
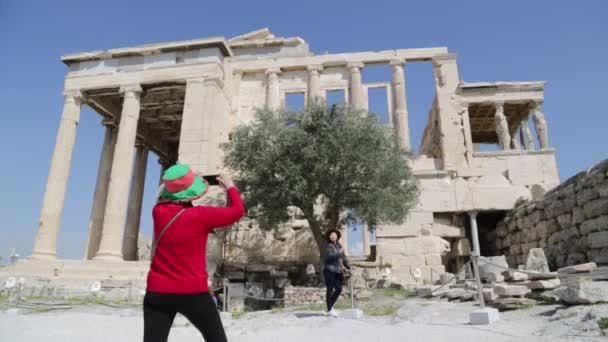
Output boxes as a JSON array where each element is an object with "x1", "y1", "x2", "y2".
[{"x1": 294, "y1": 312, "x2": 326, "y2": 319}]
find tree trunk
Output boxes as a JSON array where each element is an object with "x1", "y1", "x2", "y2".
[{"x1": 301, "y1": 205, "x2": 327, "y2": 268}]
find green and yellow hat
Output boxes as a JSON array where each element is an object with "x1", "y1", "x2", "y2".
[{"x1": 158, "y1": 164, "x2": 207, "y2": 202}]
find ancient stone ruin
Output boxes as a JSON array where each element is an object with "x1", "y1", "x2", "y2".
[{"x1": 0, "y1": 28, "x2": 564, "y2": 301}]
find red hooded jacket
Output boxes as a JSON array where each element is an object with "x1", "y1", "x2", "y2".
[{"x1": 146, "y1": 187, "x2": 245, "y2": 294}]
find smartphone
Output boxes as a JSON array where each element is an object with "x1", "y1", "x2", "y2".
[{"x1": 203, "y1": 175, "x2": 220, "y2": 186}]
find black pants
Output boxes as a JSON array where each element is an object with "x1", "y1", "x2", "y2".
[
  {"x1": 324, "y1": 269, "x2": 343, "y2": 311},
  {"x1": 143, "y1": 292, "x2": 227, "y2": 342}
]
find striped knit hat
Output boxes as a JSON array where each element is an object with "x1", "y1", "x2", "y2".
[{"x1": 158, "y1": 164, "x2": 207, "y2": 202}]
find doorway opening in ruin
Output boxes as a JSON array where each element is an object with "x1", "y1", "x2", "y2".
[{"x1": 464, "y1": 211, "x2": 507, "y2": 257}]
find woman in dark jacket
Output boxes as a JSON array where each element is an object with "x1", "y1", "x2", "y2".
[
  {"x1": 323, "y1": 228, "x2": 351, "y2": 317},
  {"x1": 144, "y1": 164, "x2": 245, "y2": 342}
]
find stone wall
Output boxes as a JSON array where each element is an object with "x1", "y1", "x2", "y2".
[
  {"x1": 283, "y1": 286, "x2": 326, "y2": 307},
  {"x1": 496, "y1": 159, "x2": 608, "y2": 269}
]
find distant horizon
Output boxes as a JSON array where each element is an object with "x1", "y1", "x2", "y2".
[{"x1": 0, "y1": 0, "x2": 606, "y2": 260}]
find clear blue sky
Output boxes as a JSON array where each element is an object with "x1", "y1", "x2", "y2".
[{"x1": 0, "y1": 0, "x2": 606, "y2": 261}]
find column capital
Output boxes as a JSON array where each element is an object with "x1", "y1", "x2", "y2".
[
  {"x1": 531, "y1": 100, "x2": 543, "y2": 109},
  {"x1": 186, "y1": 77, "x2": 207, "y2": 86},
  {"x1": 120, "y1": 84, "x2": 142, "y2": 96},
  {"x1": 346, "y1": 62, "x2": 364, "y2": 71},
  {"x1": 494, "y1": 101, "x2": 505, "y2": 110},
  {"x1": 306, "y1": 64, "x2": 323, "y2": 73},
  {"x1": 266, "y1": 67, "x2": 281, "y2": 75},
  {"x1": 390, "y1": 58, "x2": 406, "y2": 67},
  {"x1": 468, "y1": 211, "x2": 478, "y2": 219},
  {"x1": 62, "y1": 89, "x2": 83, "y2": 104}
]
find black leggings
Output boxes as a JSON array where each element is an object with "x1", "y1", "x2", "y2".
[
  {"x1": 324, "y1": 269, "x2": 343, "y2": 311},
  {"x1": 143, "y1": 292, "x2": 227, "y2": 342}
]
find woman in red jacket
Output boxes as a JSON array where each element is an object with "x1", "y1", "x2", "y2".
[{"x1": 144, "y1": 164, "x2": 245, "y2": 342}]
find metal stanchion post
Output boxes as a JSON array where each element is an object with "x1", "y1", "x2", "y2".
[
  {"x1": 350, "y1": 276, "x2": 354, "y2": 309},
  {"x1": 472, "y1": 255, "x2": 485, "y2": 308},
  {"x1": 223, "y1": 283, "x2": 228, "y2": 312}
]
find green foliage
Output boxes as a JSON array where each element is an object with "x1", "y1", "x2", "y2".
[
  {"x1": 598, "y1": 317, "x2": 608, "y2": 330},
  {"x1": 223, "y1": 102, "x2": 419, "y2": 253},
  {"x1": 374, "y1": 287, "x2": 414, "y2": 299},
  {"x1": 364, "y1": 303, "x2": 400, "y2": 316}
]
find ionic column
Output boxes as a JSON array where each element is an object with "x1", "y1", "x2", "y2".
[
  {"x1": 340, "y1": 227, "x2": 349, "y2": 256},
  {"x1": 31, "y1": 89, "x2": 83, "y2": 259},
  {"x1": 94, "y1": 84, "x2": 142, "y2": 261},
  {"x1": 510, "y1": 135, "x2": 521, "y2": 150},
  {"x1": 347, "y1": 62, "x2": 365, "y2": 110},
  {"x1": 390, "y1": 59, "x2": 411, "y2": 151},
  {"x1": 531, "y1": 101, "x2": 549, "y2": 149},
  {"x1": 494, "y1": 102, "x2": 511, "y2": 150},
  {"x1": 519, "y1": 117, "x2": 535, "y2": 151},
  {"x1": 84, "y1": 122, "x2": 117, "y2": 260},
  {"x1": 362, "y1": 226, "x2": 370, "y2": 256},
  {"x1": 306, "y1": 64, "x2": 323, "y2": 103},
  {"x1": 122, "y1": 143, "x2": 148, "y2": 261},
  {"x1": 265, "y1": 68, "x2": 281, "y2": 110}
]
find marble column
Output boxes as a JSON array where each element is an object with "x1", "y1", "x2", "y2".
[
  {"x1": 510, "y1": 135, "x2": 521, "y2": 150},
  {"x1": 531, "y1": 101, "x2": 549, "y2": 149},
  {"x1": 494, "y1": 102, "x2": 511, "y2": 150},
  {"x1": 122, "y1": 144, "x2": 148, "y2": 261},
  {"x1": 347, "y1": 62, "x2": 365, "y2": 110},
  {"x1": 519, "y1": 117, "x2": 535, "y2": 151},
  {"x1": 31, "y1": 89, "x2": 83, "y2": 259},
  {"x1": 266, "y1": 68, "x2": 281, "y2": 110},
  {"x1": 362, "y1": 226, "x2": 370, "y2": 256},
  {"x1": 84, "y1": 123, "x2": 118, "y2": 260},
  {"x1": 306, "y1": 64, "x2": 323, "y2": 103},
  {"x1": 340, "y1": 227, "x2": 349, "y2": 256},
  {"x1": 390, "y1": 59, "x2": 411, "y2": 151},
  {"x1": 94, "y1": 84, "x2": 142, "y2": 261}
]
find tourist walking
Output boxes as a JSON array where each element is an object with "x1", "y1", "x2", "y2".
[
  {"x1": 144, "y1": 164, "x2": 245, "y2": 342},
  {"x1": 323, "y1": 228, "x2": 351, "y2": 317}
]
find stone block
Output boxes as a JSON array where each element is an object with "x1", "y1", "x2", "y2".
[
  {"x1": 425, "y1": 255, "x2": 443, "y2": 266},
  {"x1": 553, "y1": 280, "x2": 608, "y2": 304},
  {"x1": 571, "y1": 207, "x2": 585, "y2": 224},
  {"x1": 548, "y1": 232, "x2": 561, "y2": 246},
  {"x1": 494, "y1": 284, "x2": 531, "y2": 297},
  {"x1": 546, "y1": 219, "x2": 560, "y2": 234},
  {"x1": 392, "y1": 255, "x2": 426, "y2": 266},
  {"x1": 341, "y1": 308, "x2": 364, "y2": 319},
  {"x1": 556, "y1": 214, "x2": 572, "y2": 229},
  {"x1": 580, "y1": 215, "x2": 608, "y2": 235},
  {"x1": 479, "y1": 256, "x2": 509, "y2": 280},
  {"x1": 451, "y1": 239, "x2": 471, "y2": 257},
  {"x1": 527, "y1": 279, "x2": 560, "y2": 290},
  {"x1": 576, "y1": 188, "x2": 599, "y2": 206},
  {"x1": 534, "y1": 221, "x2": 549, "y2": 240},
  {"x1": 470, "y1": 308, "x2": 500, "y2": 325},
  {"x1": 509, "y1": 244, "x2": 521, "y2": 256},
  {"x1": 429, "y1": 223, "x2": 463, "y2": 238},
  {"x1": 486, "y1": 272, "x2": 505, "y2": 283},
  {"x1": 376, "y1": 211, "x2": 433, "y2": 237},
  {"x1": 560, "y1": 227, "x2": 580, "y2": 242},
  {"x1": 494, "y1": 297, "x2": 537, "y2": 310},
  {"x1": 502, "y1": 270, "x2": 528, "y2": 282},
  {"x1": 557, "y1": 262, "x2": 597, "y2": 274},
  {"x1": 496, "y1": 224, "x2": 508, "y2": 238},
  {"x1": 483, "y1": 288, "x2": 498, "y2": 302},
  {"x1": 599, "y1": 184, "x2": 608, "y2": 198},
  {"x1": 588, "y1": 231, "x2": 608, "y2": 249},
  {"x1": 584, "y1": 197, "x2": 608, "y2": 218},
  {"x1": 525, "y1": 248, "x2": 550, "y2": 273},
  {"x1": 566, "y1": 254, "x2": 586, "y2": 266}
]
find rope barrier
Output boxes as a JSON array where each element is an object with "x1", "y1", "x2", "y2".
[{"x1": 479, "y1": 260, "x2": 608, "y2": 279}]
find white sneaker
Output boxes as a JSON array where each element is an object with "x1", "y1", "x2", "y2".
[{"x1": 327, "y1": 308, "x2": 338, "y2": 317}]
